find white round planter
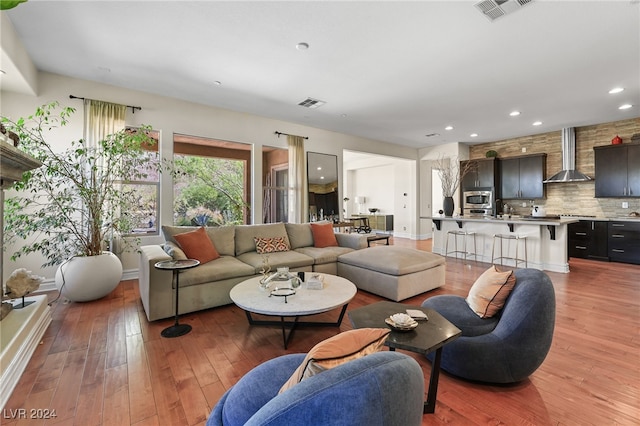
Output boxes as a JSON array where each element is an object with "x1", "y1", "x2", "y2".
[{"x1": 55, "y1": 252, "x2": 123, "y2": 302}]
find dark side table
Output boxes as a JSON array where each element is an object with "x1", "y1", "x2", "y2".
[
  {"x1": 154, "y1": 259, "x2": 200, "y2": 338},
  {"x1": 348, "y1": 301, "x2": 461, "y2": 414}
]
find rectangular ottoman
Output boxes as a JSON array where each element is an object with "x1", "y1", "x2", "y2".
[{"x1": 337, "y1": 246, "x2": 445, "y2": 301}]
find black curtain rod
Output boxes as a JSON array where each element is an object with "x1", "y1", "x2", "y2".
[
  {"x1": 69, "y1": 95, "x2": 142, "y2": 114},
  {"x1": 275, "y1": 131, "x2": 308, "y2": 140}
]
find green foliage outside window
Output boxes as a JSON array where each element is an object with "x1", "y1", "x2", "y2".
[{"x1": 173, "y1": 155, "x2": 248, "y2": 226}]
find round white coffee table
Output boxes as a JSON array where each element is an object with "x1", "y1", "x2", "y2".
[{"x1": 230, "y1": 273, "x2": 357, "y2": 348}]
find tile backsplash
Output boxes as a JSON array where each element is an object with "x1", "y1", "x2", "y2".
[{"x1": 469, "y1": 117, "x2": 640, "y2": 218}]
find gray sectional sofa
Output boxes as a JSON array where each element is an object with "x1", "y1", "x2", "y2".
[{"x1": 139, "y1": 222, "x2": 367, "y2": 321}]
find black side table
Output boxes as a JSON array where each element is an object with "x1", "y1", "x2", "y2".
[{"x1": 154, "y1": 259, "x2": 200, "y2": 338}]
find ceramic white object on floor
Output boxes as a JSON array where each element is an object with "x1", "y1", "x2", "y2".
[{"x1": 55, "y1": 252, "x2": 123, "y2": 302}]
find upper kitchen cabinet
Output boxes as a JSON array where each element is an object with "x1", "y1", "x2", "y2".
[
  {"x1": 460, "y1": 158, "x2": 498, "y2": 190},
  {"x1": 594, "y1": 143, "x2": 640, "y2": 198},
  {"x1": 499, "y1": 154, "x2": 546, "y2": 199}
]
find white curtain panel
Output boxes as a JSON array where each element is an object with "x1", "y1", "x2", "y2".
[
  {"x1": 82, "y1": 99, "x2": 127, "y2": 250},
  {"x1": 287, "y1": 135, "x2": 305, "y2": 223},
  {"x1": 83, "y1": 99, "x2": 126, "y2": 147}
]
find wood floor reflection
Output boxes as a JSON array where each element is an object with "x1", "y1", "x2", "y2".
[{"x1": 3, "y1": 237, "x2": 639, "y2": 425}]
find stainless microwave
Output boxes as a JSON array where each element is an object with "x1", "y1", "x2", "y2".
[{"x1": 463, "y1": 190, "x2": 494, "y2": 209}]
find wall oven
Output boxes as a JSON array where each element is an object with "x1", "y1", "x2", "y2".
[{"x1": 463, "y1": 190, "x2": 494, "y2": 216}]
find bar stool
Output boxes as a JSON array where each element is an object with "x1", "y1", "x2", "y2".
[
  {"x1": 445, "y1": 230, "x2": 478, "y2": 261},
  {"x1": 491, "y1": 234, "x2": 528, "y2": 268}
]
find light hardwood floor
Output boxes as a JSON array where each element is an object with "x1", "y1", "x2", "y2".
[{"x1": 3, "y1": 238, "x2": 639, "y2": 425}]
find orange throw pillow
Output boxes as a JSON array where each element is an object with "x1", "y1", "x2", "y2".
[
  {"x1": 466, "y1": 265, "x2": 516, "y2": 318},
  {"x1": 310, "y1": 222, "x2": 338, "y2": 248},
  {"x1": 279, "y1": 328, "x2": 390, "y2": 393},
  {"x1": 173, "y1": 227, "x2": 220, "y2": 264}
]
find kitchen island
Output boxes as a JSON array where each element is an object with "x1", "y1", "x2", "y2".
[{"x1": 422, "y1": 215, "x2": 579, "y2": 273}]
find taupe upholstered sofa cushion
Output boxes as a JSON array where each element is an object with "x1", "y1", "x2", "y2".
[
  {"x1": 338, "y1": 246, "x2": 444, "y2": 275},
  {"x1": 161, "y1": 225, "x2": 235, "y2": 256},
  {"x1": 178, "y1": 256, "x2": 256, "y2": 287},
  {"x1": 237, "y1": 250, "x2": 314, "y2": 273},
  {"x1": 285, "y1": 223, "x2": 314, "y2": 249},
  {"x1": 235, "y1": 223, "x2": 290, "y2": 255},
  {"x1": 295, "y1": 246, "x2": 354, "y2": 265}
]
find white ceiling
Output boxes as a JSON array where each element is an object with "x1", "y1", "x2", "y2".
[{"x1": 2, "y1": 1, "x2": 639, "y2": 149}]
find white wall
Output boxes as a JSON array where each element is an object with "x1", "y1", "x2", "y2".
[
  {"x1": 343, "y1": 152, "x2": 416, "y2": 237},
  {"x1": 1, "y1": 72, "x2": 421, "y2": 284}
]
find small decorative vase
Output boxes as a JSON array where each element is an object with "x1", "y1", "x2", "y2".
[
  {"x1": 612, "y1": 135, "x2": 622, "y2": 145},
  {"x1": 443, "y1": 196, "x2": 455, "y2": 217}
]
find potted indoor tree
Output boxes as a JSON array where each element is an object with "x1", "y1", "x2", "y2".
[{"x1": 2, "y1": 102, "x2": 162, "y2": 301}]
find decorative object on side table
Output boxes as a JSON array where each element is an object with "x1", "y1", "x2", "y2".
[
  {"x1": 435, "y1": 154, "x2": 475, "y2": 217},
  {"x1": 611, "y1": 135, "x2": 622, "y2": 145},
  {"x1": 385, "y1": 312, "x2": 419, "y2": 331}
]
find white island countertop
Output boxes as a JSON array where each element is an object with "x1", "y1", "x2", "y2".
[
  {"x1": 421, "y1": 215, "x2": 580, "y2": 226},
  {"x1": 421, "y1": 215, "x2": 579, "y2": 241},
  {"x1": 421, "y1": 215, "x2": 580, "y2": 273}
]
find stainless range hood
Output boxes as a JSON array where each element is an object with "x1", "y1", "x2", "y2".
[{"x1": 543, "y1": 127, "x2": 592, "y2": 183}]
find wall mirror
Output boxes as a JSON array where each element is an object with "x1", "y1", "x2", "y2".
[{"x1": 307, "y1": 152, "x2": 339, "y2": 221}]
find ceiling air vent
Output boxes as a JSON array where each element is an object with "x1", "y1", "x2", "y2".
[
  {"x1": 474, "y1": 0, "x2": 533, "y2": 22},
  {"x1": 298, "y1": 98, "x2": 326, "y2": 109}
]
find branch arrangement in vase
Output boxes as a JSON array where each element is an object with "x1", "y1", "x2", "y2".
[{"x1": 435, "y1": 155, "x2": 476, "y2": 197}]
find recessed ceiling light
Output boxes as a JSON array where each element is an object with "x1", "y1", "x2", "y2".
[
  {"x1": 619, "y1": 104, "x2": 633, "y2": 110},
  {"x1": 0, "y1": 69, "x2": 6, "y2": 75},
  {"x1": 609, "y1": 87, "x2": 624, "y2": 94},
  {"x1": 340, "y1": 114, "x2": 347, "y2": 118},
  {"x1": 317, "y1": 166, "x2": 322, "y2": 170},
  {"x1": 445, "y1": 126, "x2": 453, "y2": 131},
  {"x1": 509, "y1": 111, "x2": 521, "y2": 117},
  {"x1": 320, "y1": 176, "x2": 325, "y2": 180},
  {"x1": 296, "y1": 42, "x2": 309, "y2": 50},
  {"x1": 532, "y1": 121, "x2": 542, "y2": 126},
  {"x1": 213, "y1": 80, "x2": 222, "y2": 86},
  {"x1": 470, "y1": 133, "x2": 478, "y2": 138}
]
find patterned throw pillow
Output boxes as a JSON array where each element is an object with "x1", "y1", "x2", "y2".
[{"x1": 254, "y1": 236, "x2": 290, "y2": 254}]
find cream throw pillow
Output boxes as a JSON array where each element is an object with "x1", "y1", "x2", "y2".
[
  {"x1": 279, "y1": 328, "x2": 390, "y2": 393},
  {"x1": 466, "y1": 266, "x2": 516, "y2": 318}
]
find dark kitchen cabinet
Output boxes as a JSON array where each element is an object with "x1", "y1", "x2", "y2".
[
  {"x1": 461, "y1": 158, "x2": 498, "y2": 190},
  {"x1": 608, "y1": 221, "x2": 640, "y2": 265},
  {"x1": 568, "y1": 220, "x2": 608, "y2": 261},
  {"x1": 594, "y1": 143, "x2": 640, "y2": 198},
  {"x1": 499, "y1": 154, "x2": 546, "y2": 199}
]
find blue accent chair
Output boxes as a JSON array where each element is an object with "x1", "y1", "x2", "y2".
[
  {"x1": 207, "y1": 351, "x2": 425, "y2": 426},
  {"x1": 421, "y1": 268, "x2": 555, "y2": 383}
]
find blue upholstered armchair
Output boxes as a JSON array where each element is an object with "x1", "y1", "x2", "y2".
[
  {"x1": 207, "y1": 351, "x2": 425, "y2": 426},
  {"x1": 421, "y1": 268, "x2": 555, "y2": 383}
]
